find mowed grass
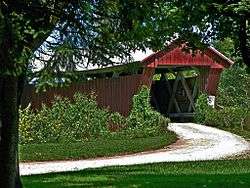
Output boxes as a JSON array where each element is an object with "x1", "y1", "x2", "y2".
[
  {"x1": 19, "y1": 132, "x2": 177, "y2": 162},
  {"x1": 22, "y1": 159, "x2": 250, "y2": 188}
]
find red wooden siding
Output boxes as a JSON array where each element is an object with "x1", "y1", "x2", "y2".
[
  {"x1": 206, "y1": 68, "x2": 223, "y2": 96},
  {"x1": 198, "y1": 67, "x2": 210, "y2": 92},
  {"x1": 22, "y1": 74, "x2": 142, "y2": 116}
]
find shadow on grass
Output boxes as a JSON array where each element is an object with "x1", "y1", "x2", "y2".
[
  {"x1": 23, "y1": 173, "x2": 250, "y2": 188},
  {"x1": 22, "y1": 160, "x2": 250, "y2": 188}
]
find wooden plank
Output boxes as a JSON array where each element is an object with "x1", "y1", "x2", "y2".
[
  {"x1": 179, "y1": 72, "x2": 195, "y2": 110},
  {"x1": 169, "y1": 113, "x2": 194, "y2": 118},
  {"x1": 206, "y1": 68, "x2": 223, "y2": 95},
  {"x1": 188, "y1": 78, "x2": 198, "y2": 112},
  {"x1": 167, "y1": 72, "x2": 181, "y2": 112},
  {"x1": 22, "y1": 74, "x2": 142, "y2": 116}
]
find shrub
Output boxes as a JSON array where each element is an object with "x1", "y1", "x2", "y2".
[
  {"x1": 19, "y1": 87, "x2": 171, "y2": 144},
  {"x1": 19, "y1": 105, "x2": 36, "y2": 144},
  {"x1": 194, "y1": 93, "x2": 212, "y2": 124},
  {"x1": 62, "y1": 93, "x2": 109, "y2": 141},
  {"x1": 205, "y1": 107, "x2": 248, "y2": 129},
  {"x1": 218, "y1": 66, "x2": 249, "y2": 109},
  {"x1": 194, "y1": 66, "x2": 249, "y2": 130},
  {"x1": 126, "y1": 86, "x2": 170, "y2": 137},
  {"x1": 194, "y1": 94, "x2": 248, "y2": 130},
  {"x1": 19, "y1": 93, "x2": 110, "y2": 144},
  {"x1": 108, "y1": 112, "x2": 126, "y2": 132},
  {"x1": 19, "y1": 103, "x2": 63, "y2": 144}
]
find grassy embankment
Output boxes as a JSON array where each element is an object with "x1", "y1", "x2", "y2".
[{"x1": 20, "y1": 131, "x2": 177, "y2": 162}]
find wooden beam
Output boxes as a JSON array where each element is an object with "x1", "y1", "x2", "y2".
[
  {"x1": 188, "y1": 78, "x2": 198, "y2": 112},
  {"x1": 179, "y1": 72, "x2": 195, "y2": 111},
  {"x1": 169, "y1": 113, "x2": 194, "y2": 118},
  {"x1": 167, "y1": 72, "x2": 181, "y2": 112},
  {"x1": 165, "y1": 75, "x2": 181, "y2": 113}
]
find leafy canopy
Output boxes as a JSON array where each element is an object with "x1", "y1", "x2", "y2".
[{"x1": 1, "y1": 0, "x2": 249, "y2": 81}]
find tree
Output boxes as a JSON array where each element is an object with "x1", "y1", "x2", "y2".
[
  {"x1": 0, "y1": 2, "x2": 71, "y2": 187},
  {"x1": 0, "y1": 1, "x2": 175, "y2": 187},
  {"x1": 168, "y1": 0, "x2": 250, "y2": 68}
]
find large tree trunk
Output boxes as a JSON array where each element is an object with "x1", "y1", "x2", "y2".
[
  {"x1": 14, "y1": 72, "x2": 28, "y2": 188},
  {"x1": 0, "y1": 76, "x2": 19, "y2": 188},
  {"x1": 0, "y1": 2, "x2": 70, "y2": 187},
  {"x1": 239, "y1": 17, "x2": 250, "y2": 69}
]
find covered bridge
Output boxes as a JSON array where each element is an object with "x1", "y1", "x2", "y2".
[{"x1": 22, "y1": 41, "x2": 234, "y2": 118}]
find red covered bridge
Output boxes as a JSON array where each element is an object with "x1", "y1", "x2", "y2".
[{"x1": 22, "y1": 41, "x2": 233, "y2": 118}]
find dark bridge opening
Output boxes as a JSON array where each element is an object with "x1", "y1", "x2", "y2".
[{"x1": 150, "y1": 67, "x2": 199, "y2": 122}]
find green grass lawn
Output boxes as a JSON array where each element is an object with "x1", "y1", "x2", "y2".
[
  {"x1": 22, "y1": 159, "x2": 250, "y2": 188},
  {"x1": 19, "y1": 132, "x2": 177, "y2": 162}
]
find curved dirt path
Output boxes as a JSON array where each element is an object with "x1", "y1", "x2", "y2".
[{"x1": 20, "y1": 123, "x2": 250, "y2": 176}]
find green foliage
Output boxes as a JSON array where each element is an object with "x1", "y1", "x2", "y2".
[
  {"x1": 19, "y1": 93, "x2": 110, "y2": 144},
  {"x1": 126, "y1": 86, "x2": 170, "y2": 137},
  {"x1": 217, "y1": 66, "x2": 250, "y2": 109},
  {"x1": 205, "y1": 107, "x2": 248, "y2": 129},
  {"x1": 19, "y1": 105, "x2": 37, "y2": 144},
  {"x1": 213, "y1": 38, "x2": 239, "y2": 62},
  {"x1": 64, "y1": 93, "x2": 110, "y2": 140},
  {"x1": 194, "y1": 93, "x2": 212, "y2": 124},
  {"x1": 20, "y1": 134, "x2": 177, "y2": 162},
  {"x1": 19, "y1": 87, "x2": 171, "y2": 144},
  {"x1": 109, "y1": 112, "x2": 126, "y2": 125},
  {"x1": 22, "y1": 0, "x2": 178, "y2": 87},
  {"x1": 195, "y1": 94, "x2": 248, "y2": 129},
  {"x1": 108, "y1": 112, "x2": 126, "y2": 132},
  {"x1": 194, "y1": 66, "x2": 249, "y2": 130}
]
